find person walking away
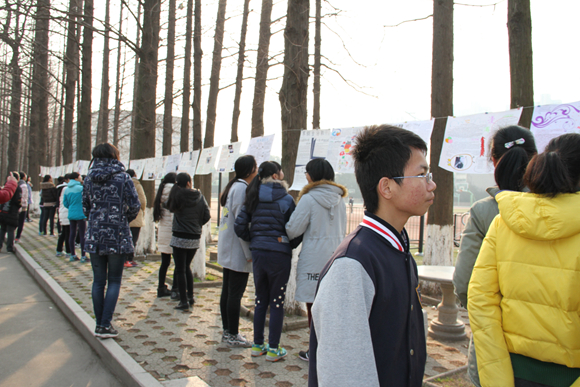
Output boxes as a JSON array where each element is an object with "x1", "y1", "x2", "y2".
[
  {"x1": 234, "y1": 161, "x2": 299, "y2": 362},
  {"x1": 468, "y1": 133, "x2": 580, "y2": 387},
  {"x1": 0, "y1": 173, "x2": 22, "y2": 252},
  {"x1": 218, "y1": 155, "x2": 257, "y2": 348},
  {"x1": 26, "y1": 176, "x2": 33, "y2": 222},
  {"x1": 153, "y1": 172, "x2": 177, "y2": 297},
  {"x1": 83, "y1": 143, "x2": 141, "y2": 339},
  {"x1": 15, "y1": 172, "x2": 28, "y2": 242},
  {"x1": 64, "y1": 172, "x2": 87, "y2": 262},
  {"x1": 56, "y1": 174, "x2": 71, "y2": 257},
  {"x1": 126, "y1": 169, "x2": 146, "y2": 267},
  {"x1": 39, "y1": 175, "x2": 58, "y2": 236},
  {"x1": 0, "y1": 173, "x2": 17, "y2": 205},
  {"x1": 309, "y1": 126, "x2": 434, "y2": 387},
  {"x1": 166, "y1": 172, "x2": 211, "y2": 312},
  {"x1": 453, "y1": 126, "x2": 537, "y2": 387},
  {"x1": 286, "y1": 158, "x2": 347, "y2": 361}
]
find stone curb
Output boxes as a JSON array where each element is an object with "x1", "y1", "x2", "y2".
[
  {"x1": 14, "y1": 243, "x2": 164, "y2": 387},
  {"x1": 422, "y1": 365, "x2": 468, "y2": 387}
]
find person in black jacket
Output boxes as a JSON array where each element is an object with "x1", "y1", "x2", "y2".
[
  {"x1": 39, "y1": 175, "x2": 58, "y2": 236},
  {"x1": 166, "y1": 172, "x2": 211, "y2": 312},
  {"x1": 0, "y1": 174, "x2": 22, "y2": 252}
]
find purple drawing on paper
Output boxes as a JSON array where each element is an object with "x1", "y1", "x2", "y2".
[{"x1": 532, "y1": 104, "x2": 580, "y2": 129}]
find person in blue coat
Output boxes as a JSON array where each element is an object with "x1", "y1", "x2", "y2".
[
  {"x1": 63, "y1": 172, "x2": 87, "y2": 262},
  {"x1": 234, "y1": 161, "x2": 298, "y2": 362}
]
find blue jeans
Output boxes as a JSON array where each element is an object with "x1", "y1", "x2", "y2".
[{"x1": 91, "y1": 253, "x2": 124, "y2": 328}]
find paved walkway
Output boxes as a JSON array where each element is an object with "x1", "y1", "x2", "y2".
[{"x1": 13, "y1": 225, "x2": 471, "y2": 386}]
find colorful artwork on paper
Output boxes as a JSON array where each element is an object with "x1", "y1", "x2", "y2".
[{"x1": 531, "y1": 102, "x2": 580, "y2": 152}]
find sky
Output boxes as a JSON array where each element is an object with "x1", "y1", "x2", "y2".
[{"x1": 49, "y1": 0, "x2": 580, "y2": 159}]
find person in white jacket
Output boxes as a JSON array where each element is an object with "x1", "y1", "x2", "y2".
[
  {"x1": 218, "y1": 155, "x2": 257, "y2": 348},
  {"x1": 153, "y1": 172, "x2": 177, "y2": 297},
  {"x1": 286, "y1": 158, "x2": 347, "y2": 361},
  {"x1": 56, "y1": 175, "x2": 70, "y2": 256}
]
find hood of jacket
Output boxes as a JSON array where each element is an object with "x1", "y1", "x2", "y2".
[
  {"x1": 40, "y1": 181, "x2": 55, "y2": 190},
  {"x1": 259, "y1": 178, "x2": 289, "y2": 203},
  {"x1": 88, "y1": 158, "x2": 126, "y2": 183},
  {"x1": 182, "y1": 188, "x2": 203, "y2": 206},
  {"x1": 485, "y1": 186, "x2": 500, "y2": 199},
  {"x1": 67, "y1": 179, "x2": 82, "y2": 190},
  {"x1": 57, "y1": 182, "x2": 68, "y2": 190},
  {"x1": 297, "y1": 180, "x2": 348, "y2": 209},
  {"x1": 497, "y1": 191, "x2": 580, "y2": 241}
]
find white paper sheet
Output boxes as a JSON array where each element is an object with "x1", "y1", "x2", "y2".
[
  {"x1": 289, "y1": 129, "x2": 331, "y2": 191},
  {"x1": 196, "y1": 146, "x2": 220, "y2": 175},
  {"x1": 129, "y1": 159, "x2": 147, "y2": 180},
  {"x1": 325, "y1": 127, "x2": 364, "y2": 175},
  {"x1": 438, "y1": 108, "x2": 523, "y2": 174},
  {"x1": 244, "y1": 135, "x2": 275, "y2": 167},
  {"x1": 142, "y1": 158, "x2": 158, "y2": 180},
  {"x1": 178, "y1": 150, "x2": 200, "y2": 177},
  {"x1": 164, "y1": 154, "x2": 181, "y2": 174},
  {"x1": 217, "y1": 142, "x2": 242, "y2": 173},
  {"x1": 531, "y1": 102, "x2": 580, "y2": 152},
  {"x1": 396, "y1": 119, "x2": 435, "y2": 146}
]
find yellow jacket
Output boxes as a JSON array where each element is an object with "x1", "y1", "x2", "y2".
[{"x1": 468, "y1": 191, "x2": 580, "y2": 387}]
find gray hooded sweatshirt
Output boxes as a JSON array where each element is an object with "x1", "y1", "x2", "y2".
[{"x1": 286, "y1": 180, "x2": 347, "y2": 303}]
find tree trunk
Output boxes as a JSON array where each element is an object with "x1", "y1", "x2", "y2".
[
  {"x1": 424, "y1": 0, "x2": 454, "y2": 267},
  {"x1": 312, "y1": 0, "x2": 321, "y2": 129},
  {"x1": 77, "y1": 0, "x2": 93, "y2": 160},
  {"x1": 180, "y1": 0, "x2": 193, "y2": 153},
  {"x1": 28, "y1": 0, "x2": 50, "y2": 188},
  {"x1": 279, "y1": 0, "x2": 310, "y2": 187},
  {"x1": 230, "y1": 0, "x2": 250, "y2": 143},
  {"x1": 192, "y1": 0, "x2": 203, "y2": 191},
  {"x1": 162, "y1": 0, "x2": 176, "y2": 156},
  {"x1": 250, "y1": 0, "x2": 272, "y2": 138},
  {"x1": 508, "y1": 0, "x2": 533, "y2": 128},
  {"x1": 7, "y1": 49, "x2": 22, "y2": 172},
  {"x1": 129, "y1": 0, "x2": 142, "y2": 160},
  {"x1": 112, "y1": 2, "x2": 124, "y2": 147},
  {"x1": 96, "y1": 0, "x2": 111, "y2": 145}
]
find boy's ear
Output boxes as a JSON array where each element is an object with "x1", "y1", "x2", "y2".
[{"x1": 377, "y1": 177, "x2": 393, "y2": 201}]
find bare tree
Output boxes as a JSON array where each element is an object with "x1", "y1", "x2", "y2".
[
  {"x1": 28, "y1": 0, "x2": 50, "y2": 188},
  {"x1": 424, "y1": 0, "x2": 454, "y2": 267},
  {"x1": 112, "y1": 2, "x2": 124, "y2": 146},
  {"x1": 62, "y1": 0, "x2": 80, "y2": 164},
  {"x1": 162, "y1": 0, "x2": 176, "y2": 156},
  {"x1": 96, "y1": 0, "x2": 110, "y2": 144},
  {"x1": 77, "y1": 0, "x2": 93, "y2": 160},
  {"x1": 179, "y1": 0, "x2": 193, "y2": 153},
  {"x1": 280, "y1": 0, "x2": 310, "y2": 187},
  {"x1": 250, "y1": 0, "x2": 272, "y2": 137},
  {"x1": 312, "y1": 0, "x2": 321, "y2": 129},
  {"x1": 129, "y1": 0, "x2": 142, "y2": 160},
  {"x1": 230, "y1": 0, "x2": 251, "y2": 143},
  {"x1": 508, "y1": 0, "x2": 533, "y2": 127},
  {"x1": 192, "y1": 0, "x2": 202, "y2": 152}
]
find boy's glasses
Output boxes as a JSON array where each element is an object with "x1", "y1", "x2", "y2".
[{"x1": 392, "y1": 172, "x2": 433, "y2": 184}]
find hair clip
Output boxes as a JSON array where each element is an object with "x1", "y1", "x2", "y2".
[{"x1": 505, "y1": 138, "x2": 525, "y2": 149}]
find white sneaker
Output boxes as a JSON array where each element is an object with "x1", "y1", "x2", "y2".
[{"x1": 227, "y1": 333, "x2": 252, "y2": 348}]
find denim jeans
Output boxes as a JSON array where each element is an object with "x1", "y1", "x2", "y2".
[
  {"x1": 91, "y1": 253, "x2": 124, "y2": 328},
  {"x1": 39, "y1": 206, "x2": 56, "y2": 235}
]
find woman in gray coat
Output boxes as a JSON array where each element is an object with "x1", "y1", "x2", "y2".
[{"x1": 286, "y1": 159, "x2": 347, "y2": 361}]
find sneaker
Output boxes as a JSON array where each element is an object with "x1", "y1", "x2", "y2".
[
  {"x1": 221, "y1": 330, "x2": 232, "y2": 343},
  {"x1": 298, "y1": 349, "x2": 309, "y2": 361},
  {"x1": 266, "y1": 345, "x2": 288, "y2": 362},
  {"x1": 157, "y1": 286, "x2": 172, "y2": 298},
  {"x1": 56, "y1": 251, "x2": 64, "y2": 257},
  {"x1": 227, "y1": 333, "x2": 252, "y2": 348},
  {"x1": 80, "y1": 255, "x2": 89, "y2": 263},
  {"x1": 96, "y1": 325, "x2": 119, "y2": 339},
  {"x1": 14, "y1": 239, "x2": 19, "y2": 244},
  {"x1": 130, "y1": 261, "x2": 138, "y2": 267},
  {"x1": 251, "y1": 343, "x2": 269, "y2": 357},
  {"x1": 38, "y1": 232, "x2": 43, "y2": 236},
  {"x1": 123, "y1": 261, "x2": 133, "y2": 268},
  {"x1": 69, "y1": 255, "x2": 79, "y2": 262}
]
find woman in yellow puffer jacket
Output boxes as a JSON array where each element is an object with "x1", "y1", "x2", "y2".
[{"x1": 468, "y1": 133, "x2": 580, "y2": 387}]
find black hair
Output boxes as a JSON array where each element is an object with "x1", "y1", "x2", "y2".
[
  {"x1": 490, "y1": 125, "x2": 537, "y2": 191},
  {"x1": 64, "y1": 173, "x2": 71, "y2": 181},
  {"x1": 244, "y1": 161, "x2": 279, "y2": 214},
  {"x1": 18, "y1": 171, "x2": 26, "y2": 180},
  {"x1": 270, "y1": 161, "x2": 282, "y2": 174},
  {"x1": 153, "y1": 172, "x2": 177, "y2": 221},
  {"x1": 57, "y1": 176, "x2": 65, "y2": 185},
  {"x1": 126, "y1": 169, "x2": 136, "y2": 178},
  {"x1": 524, "y1": 133, "x2": 580, "y2": 197},
  {"x1": 92, "y1": 143, "x2": 120, "y2": 160},
  {"x1": 306, "y1": 158, "x2": 335, "y2": 182},
  {"x1": 43, "y1": 175, "x2": 51, "y2": 183},
  {"x1": 352, "y1": 125, "x2": 428, "y2": 213},
  {"x1": 167, "y1": 172, "x2": 192, "y2": 213},
  {"x1": 219, "y1": 155, "x2": 256, "y2": 206},
  {"x1": 69, "y1": 172, "x2": 80, "y2": 180}
]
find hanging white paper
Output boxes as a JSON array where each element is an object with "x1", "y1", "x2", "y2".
[
  {"x1": 325, "y1": 127, "x2": 364, "y2": 175},
  {"x1": 121, "y1": 159, "x2": 130, "y2": 170},
  {"x1": 217, "y1": 142, "x2": 242, "y2": 173},
  {"x1": 76, "y1": 160, "x2": 90, "y2": 175},
  {"x1": 129, "y1": 159, "x2": 147, "y2": 180},
  {"x1": 196, "y1": 146, "x2": 220, "y2": 175},
  {"x1": 531, "y1": 102, "x2": 580, "y2": 152},
  {"x1": 165, "y1": 154, "x2": 181, "y2": 174},
  {"x1": 438, "y1": 108, "x2": 523, "y2": 174},
  {"x1": 289, "y1": 129, "x2": 331, "y2": 191},
  {"x1": 245, "y1": 135, "x2": 275, "y2": 167},
  {"x1": 395, "y1": 119, "x2": 435, "y2": 146},
  {"x1": 142, "y1": 158, "x2": 158, "y2": 180},
  {"x1": 178, "y1": 150, "x2": 200, "y2": 177}
]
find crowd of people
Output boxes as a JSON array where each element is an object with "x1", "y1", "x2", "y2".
[{"x1": 1, "y1": 124, "x2": 579, "y2": 386}]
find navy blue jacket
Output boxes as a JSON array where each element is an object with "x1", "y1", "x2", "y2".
[
  {"x1": 82, "y1": 158, "x2": 142, "y2": 255},
  {"x1": 234, "y1": 179, "x2": 296, "y2": 255}
]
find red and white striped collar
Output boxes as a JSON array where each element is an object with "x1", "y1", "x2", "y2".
[{"x1": 360, "y1": 215, "x2": 404, "y2": 252}]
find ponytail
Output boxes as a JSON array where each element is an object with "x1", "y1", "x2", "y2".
[
  {"x1": 219, "y1": 155, "x2": 256, "y2": 207},
  {"x1": 153, "y1": 172, "x2": 177, "y2": 221},
  {"x1": 167, "y1": 172, "x2": 192, "y2": 213},
  {"x1": 244, "y1": 161, "x2": 278, "y2": 214},
  {"x1": 524, "y1": 133, "x2": 580, "y2": 197}
]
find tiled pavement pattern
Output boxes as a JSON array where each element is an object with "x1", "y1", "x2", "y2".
[{"x1": 19, "y1": 225, "x2": 469, "y2": 386}]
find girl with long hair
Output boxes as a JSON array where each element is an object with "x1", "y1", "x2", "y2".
[
  {"x1": 218, "y1": 155, "x2": 257, "y2": 348},
  {"x1": 166, "y1": 172, "x2": 211, "y2": 311},
  {"x1": 453, "y1": 125, "x2": 537, "y2": 386},
  {"x1": 153, "y1": 172, "x2": 177, "y2": 297},
  {"x1": 234, "y1": 161, "x2": 298, "y2": 362},
  {"x1": 468, "y1": 133, "x2": 580, "y2": 387}
]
